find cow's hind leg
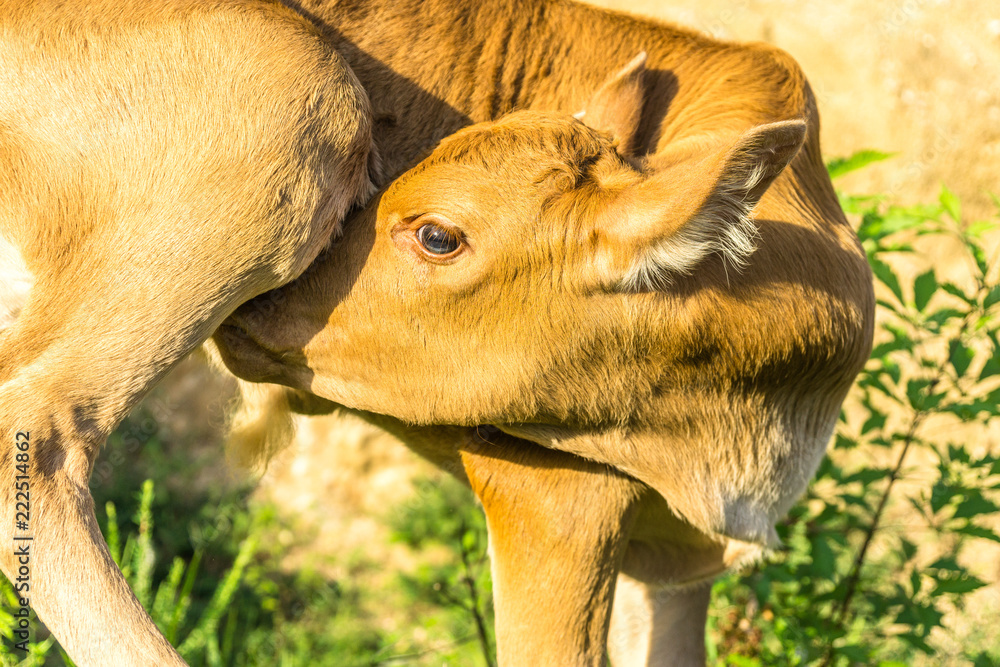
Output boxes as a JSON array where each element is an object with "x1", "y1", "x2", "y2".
[
  {"x1": 460, "y1": 436, "x2": 644, "y2": 667},
  {"x1": 0, "y1": 226, "x2": 342, "y2": 665},
  {"x1": 0, "y1": 411, "x2": 179, "y2": 664},
  {"x1": 0, "y1": 127, "x2": 370, "y2": 667},
  {"x1": 607, "y1": 573, "x2": 712, "y2": 666},
  {"x1": 0, "y1": 168, "x2": 366, "y2": 664},
  {"x1": 0, "y1": 7, "x2": 373, "y2": 660},
  {"x1": 0, "y1": 327, "x2": 203, "y2": 665}
]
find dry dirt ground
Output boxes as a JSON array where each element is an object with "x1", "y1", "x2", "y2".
[{"x1": 146, "y1": 0, "x2": 1000, "y2": 658}]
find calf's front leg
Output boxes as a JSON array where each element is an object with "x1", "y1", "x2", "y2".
[{"x1": 460, "y1": 436, "x2": 644, "y2": 667}]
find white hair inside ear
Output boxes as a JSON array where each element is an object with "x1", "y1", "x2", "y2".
[
  {"x1": 599, "y1": 119, "x2": 807, "y2": 291},
  {"x1": 620, "y1": 181, "x2": 762, "y2": 291}
]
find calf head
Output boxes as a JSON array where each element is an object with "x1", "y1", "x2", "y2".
[{"x1": 215, "y1": 68, "x2": 807, "y2": 433}]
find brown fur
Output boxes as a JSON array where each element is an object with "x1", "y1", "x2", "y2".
[
  {"x1": 215, "y1": 1, "x2": 874, "y2": 664},
  {"x1": 0, "y1": 1, "x2": 374, "y2": 664}
]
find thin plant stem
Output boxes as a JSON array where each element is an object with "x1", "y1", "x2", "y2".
[
  {"x1": 457, "y1": 521, "x2": 495, "y2": 667},
  {"x1": 821, "y1": 410, "x2": 925, "y2": 666}
]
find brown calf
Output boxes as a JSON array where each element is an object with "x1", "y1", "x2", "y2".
[{"x1": 214, "y1": 0, "x2": 875, "y2": 664}]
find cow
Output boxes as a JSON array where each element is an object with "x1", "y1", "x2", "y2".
[
  {"x1": 0, "y1": 1, "x2": 376, "y2": 664},
  {"x1": 212, "y1": 0, "x2": 874, "y2": 664}
]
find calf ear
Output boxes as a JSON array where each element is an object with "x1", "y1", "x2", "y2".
[
  {"x1": 578, "y1": 52, "x2": 647, "y2": 158},
  {"x1": 595, "y1": 119, "x2": 807, "y2": 290}
]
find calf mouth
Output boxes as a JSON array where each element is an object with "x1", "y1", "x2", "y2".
[{"x1": 212, "y1": 320, "x2": 306, "y2": 385}]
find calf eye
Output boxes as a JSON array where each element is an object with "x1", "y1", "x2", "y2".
[{"x1": 417, "y1": 223, "x2": 461, "y2": 255}]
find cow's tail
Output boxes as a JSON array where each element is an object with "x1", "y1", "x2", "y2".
[
  {"x1": 200, "y1": 343, "x2": 294, "y2": 470},
  {"x1": 225, "y1": 379, "x2": 294, "y2": 470}
]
